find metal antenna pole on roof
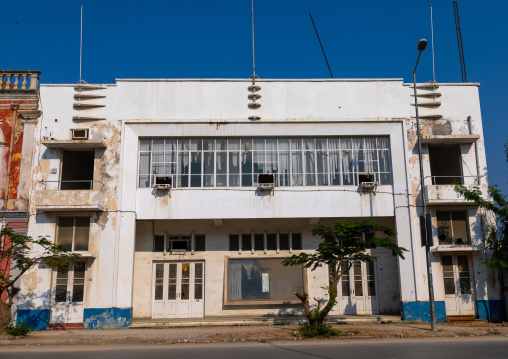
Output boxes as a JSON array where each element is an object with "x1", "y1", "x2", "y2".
[
  {"x1": 79, "y1": 6, "x2": 86, "y2": 84},
  {"x1": 453, "y1": 1, "x2": 467, "y2": 83},
  {"x1": 251, "y1": 0, "x2": 257, "y2": 85},
  {"x1": 430, "y1": 4, "x2": 436, "y2": 83},
  {"x1": 309, "y1": 13, "x2": 333, "y2": 79}
]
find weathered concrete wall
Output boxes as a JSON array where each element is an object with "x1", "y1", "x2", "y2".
[
  {"x1": 132, "y1": 217, "x2": 399, "y2": 319},
  {"x1": 404, "y1": 82, "x2": 499, "y2": 321},
  {"x1": 18, "y1": 78, "x2": 498, "y2": 328}
]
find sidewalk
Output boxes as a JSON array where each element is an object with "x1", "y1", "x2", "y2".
[
  {"x1": 1, "y1": 318, "x2": 508, "y2": 347},
  {"x1": 130, "y1": 314, "x2": 401, "y2": 328}
]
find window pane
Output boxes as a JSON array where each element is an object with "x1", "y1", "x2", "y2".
[
  {"x1": 216, "y1": 152, "x2": 227, "y2": 174},
  {"x1": 55, "y1": 285, "x2": 67, "y2": 303},
  {"x1": 451, "y1": 212, "x2": 469, "y2": 245},
  {"x1": 228, "y1": 259, "x2": 304, "y2": 301},
  {"x1": 74, "y1": 262, "x2": 86, "y2": 278},
  {"x1": 254, "y1": 234, "x2": 264, "y2": 250},
  {"x1": 242, "y1": 234, "x2": 252, "y2": 251},
  {"x1": 292, "y1": 233, "x2": 302, "y2": 250},
  {"x1": 139, "y1": 139, "x2": 151, "y2": 151},
  {"x1": 267, "y1": 233, "x2": 277, "y2": 250},
  {"x1": 190, "y1": 152, "x2": 202, "y2": 174},
  {"x1": 195, "y1": 263, "x2": 203, "y2": 278},
  {"x1": 154, "y1": 236, "x2": 164, "y2": 252},
  {"x1": 279, "y1": 233, "x2": 289, "y2": 250},
  {"x1": 460, "y1": 278, "x2": 471, "y2": 294},
  {"x1": 195, "y1": 235, "x2": 206, "y2": 251},
  {"x1": 72, "y1": 285, "x2": 84, "y2": 302},
  {"x1": 204, "y1": 152, "x2": 214, "y2": 187},
  {"x1": 444, "y1": 278, "x2": 456, "y2": 294},
  {"x1": 57, "y1": 217, "x2": 74, "y2": 250},
  {"x1": 229, "y1": 235, "x2": 239, "y2": 251},
  {"x1": 195, "y1": 283, "x2": 203, "y2": 300},
  {"x1": 457, "y1": 255, "x2": 470, "y2": 275},
  {"x1": 437, "y1": 211, "x2": 452, "y2": 244},
  {"x1": 74, "y1": 217, "x2": 90, "y2": 251}
]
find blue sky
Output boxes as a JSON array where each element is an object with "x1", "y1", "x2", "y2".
[{"x1": 3, "y1": 0, "x2": 507, "y2": 194}]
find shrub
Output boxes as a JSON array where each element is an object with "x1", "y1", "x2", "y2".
[
  {"x1": 7, "y1": 321, "x2": 32, "y2": 337},
  {"x1": 294, "y1": 323, "x2": 341, "y2": 339}
]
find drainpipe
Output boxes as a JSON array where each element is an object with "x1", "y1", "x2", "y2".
[
  {"x1": 4, "y1": 102, "x2": 19, "y2": 211},
  {"x1": 1, "y1": 217, "x2": 5, "y2": 250}
]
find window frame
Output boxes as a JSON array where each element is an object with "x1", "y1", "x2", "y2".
[
  {"x1": 224, "y1": 256, "x2": 306, "y2": 305},
  {"x1": 153, "y1": 234, "x2": 206, "y2": 253},
  {"x1": 228, "y1": 232, "x2": 302, "y2": 253},
  {"x1": 138, "y1": 137, "x2": 392, "y2": 189},
  {"x1": 55, "y1": 216, "x2": 90, "y2": 252},
  {"x1": 436, "y1": 210, "x2": 471, "y2": 245}
]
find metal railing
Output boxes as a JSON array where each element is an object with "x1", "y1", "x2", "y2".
[
  {"x1": 1, "y1": 70, "x2": 40, "y2": 90},
  {"x1": 39, "y1": 180, "x2": 104, "y2": 191},
  {"x1": 426, "y1": 175, "x2": 481, "y2": 186}
]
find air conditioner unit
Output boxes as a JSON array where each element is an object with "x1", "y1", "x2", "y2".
[
  {"x1": 154, "y1": 175, "x2": 172, "y2": 190},
  {"x1": 358, "y1": 173, "x2": 377, "y2": 190},
  {"x1": 258, "y1": 174, "x2": 275, "y2": 191},
  {"x1": 71, "y1": 129, "x2": 89, "y2": 140}
]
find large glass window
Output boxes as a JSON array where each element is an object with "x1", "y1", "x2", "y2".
[
  {"x1": 56, "y1": 217, "x2": 90, "y2": 251},
  {"x1": 436, "y1": 211, "x2": 470, "y2": 245},
  {"x1": 226, "y1": 258, "x2": 304, "y2": 304},
  {"x1": 139, "y1": 137, "x2": 392, "y2": 188}
]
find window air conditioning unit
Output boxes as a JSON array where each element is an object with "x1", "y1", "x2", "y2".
[
  {"x1": 154, "y1": 175, "x2": 172, "y2": 190},
  {"x1": 358, "y1": 173, "x2": 377, "y2": 190},
  {"x1": 258, "y1": 174, "x2": 275, "y2": 191},
  {"x1": 71, "y1": 129, "x2": 89, "y2": 140}
]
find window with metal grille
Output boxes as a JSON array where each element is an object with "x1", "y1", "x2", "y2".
[
  {"x1": 228, "y1": 232, "x2": 303, "y2": 252},
  {"x1": 139, "y1": 137, "x2": 392, "y2": 188}
]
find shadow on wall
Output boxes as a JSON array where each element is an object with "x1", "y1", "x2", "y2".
[
  {"x1": 14, "y1": 283, "x2": 54, "y2": 331},
  {"x1": 477, "y1": 264, "x2": 504, "y2": 323}
]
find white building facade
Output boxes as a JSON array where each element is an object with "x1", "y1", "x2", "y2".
[{"x1": 16, "y1": 78, "x2": 502, "y2": 330}]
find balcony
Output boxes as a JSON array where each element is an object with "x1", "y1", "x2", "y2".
[
  {"x1": 1, "y1": 70, "x2": 40, "y2": 91},
  {"x1": 35, "y1": 181, "x2": 105, "y2": 212},
  {"x1": 424, "y1": 176, "x2": 485, "y2": 206}
]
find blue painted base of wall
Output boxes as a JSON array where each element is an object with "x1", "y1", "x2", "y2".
[
  {"x1": 477, "y1": 300, "x2": 504, "y2": 323},
  {"x1": 16, "y1": 309, "x2": 50, "y2": 331},
  {"x1": 83, "y1": 308, "x2": 132, "y2": 329},
  {"x1": 401, "y1": 301, "x2": 447, "y2": 322}
]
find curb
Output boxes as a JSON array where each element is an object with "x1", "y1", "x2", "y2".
[{"x1": 129, "y1": 317, "x2": 400, "y2": 328}]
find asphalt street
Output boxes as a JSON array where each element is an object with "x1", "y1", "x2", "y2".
[{"x1": 2, "y1": 338, "x2": 508, "y2": 359}]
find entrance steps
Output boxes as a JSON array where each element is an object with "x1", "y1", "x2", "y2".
[
  {"x1": 47, "y1": 323, "x2": 84, "y2": 330},
  {"x1": 130, "y1": 314, "x2": 401, "y2": 328}
]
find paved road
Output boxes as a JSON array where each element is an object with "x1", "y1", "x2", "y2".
[{"x1": 2, "y1": 338, "x2": 508, "y2": 359}]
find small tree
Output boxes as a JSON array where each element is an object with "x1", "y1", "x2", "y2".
[
  {"x1": 282, "y1": 219, "x2": 407, "y2": 336},
  {"x1": 454, "y1": 142, "x2": 508, "y2": 270},
  {"x1": 0, "y1": 228, "x2": 79, "y2": 333}
]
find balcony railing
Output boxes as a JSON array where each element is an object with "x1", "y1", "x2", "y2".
[
  {"x1": 428, "y1": 175, "x2": 480, "y2": 186},
  {"x1": 1, "y1": 70, "x2": 40, "y2": 90},
  {"x1": 424, "y1": 176, "x2": 486, "y2": 206},
  {"x1": 35, "y1": 180, "x2": 105, "y2": 212},
  {"x1": 38, "y1": 180, "x2": 104, "y2": 191}
]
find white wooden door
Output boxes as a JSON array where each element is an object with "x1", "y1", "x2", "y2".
[
  {"x1": 51, "y1": 261, "x2": 86, "y2": 323},
  {"x1": 334, "y1": 260, "x2": 378, "y2": 315},
  {"x1": 152, "y1": 262, "x2": 204, "y2": 319},
  {"x1": 442, "y1": 254, "x2": 475, "y2": 316}
]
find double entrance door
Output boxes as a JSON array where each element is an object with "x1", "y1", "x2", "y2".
[
  {"x1": 152, "y1": 262, "x2": 204, "y2": 319},
  {"x1": 50, "y1": 261, "x2": 87, "y2": 323},
  {"x1": 442, "y1": 254, "x2": 475, "y2": 316},
  {"x1": 333, "y1": 260, "x2": 378, "y2": 315}
]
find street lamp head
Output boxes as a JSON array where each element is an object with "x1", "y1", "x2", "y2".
[{"x1": 417, "y1": 39, "x2": 428, "y2": 51}]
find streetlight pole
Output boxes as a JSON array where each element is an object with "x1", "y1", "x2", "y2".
[{"x1": 413, "y1": 38, "x2": 437, "y2": 332}]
